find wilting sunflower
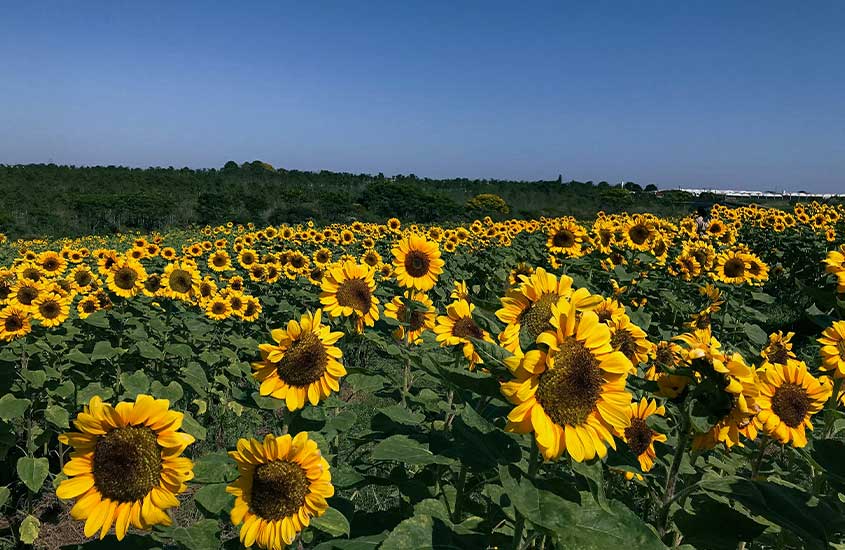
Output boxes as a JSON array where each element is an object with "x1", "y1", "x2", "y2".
[
  {"x1": 56, "y1": 395, "x2": 195, "y2": 540},
  {"x1": 391, "y1": 234, "x2": 445, "y2": 291},
  {"x1": 252, "y1": 309, "x2": 345, "y2": 411},
  {"x1": 32, "y1": 291, "x2": 70, "y2": 328},
  {"x1": 0, "y1": 305, "x2": 32, "y2": 341},
  {"x1": 227, "y1": 432, "x2": 334, "y2": 550},
  {"x1": 320, "y1": 261, "x2": 379, "y2": 332},
  {"x1": 761, "y1": 331, "x2": 796, "y2": 365},
  {"x1": 755, "y1": 360, "x2": 830, "y2": 447},
  {"x1": 161, "y1": 261, "x2": 200, "y2": 300},
  {"x1": 384, "y1": 291, "x2": 436, "y2": 344},
  {"x1": 818, "y1": 320, "x2": 845, "y2": 378},
  {"x1": 619, "y1": 398, "x2": 667, "y2": 475},
  {"x1": 434, "y1": 299, "x2": 494, "y2": 369},
  {"x1": 507, "y1": 263, "x2": 535, "y2": 288},
  {"x1": 501, "y1": 296, "x2": 633, "y2": 461},
  {"x1": 106, "y1": 258, "x2": 148, "y2": 299}
]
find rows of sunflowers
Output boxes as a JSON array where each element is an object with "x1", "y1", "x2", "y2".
[{"x1": 1, "y1": 201, "x2": 845, "y2": 549}]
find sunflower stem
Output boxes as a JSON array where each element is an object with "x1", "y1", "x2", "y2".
[
  {"x1": 823, "y1": 377, "x2": 842, "y2": 438},
  {"x1": 750, "y1": 437, "x2": 771, "y2": 479},
  {"x1": 658, "y1": 408, "x2": 690, "y2": 538},
  {"x1": 511, "y1": 441, "x2": 541, "y2": 550},
  {"x1": 452, "y1": 463, "x2": 468, "y2": 523}
]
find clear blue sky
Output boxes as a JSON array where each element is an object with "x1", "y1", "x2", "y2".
[{"x1": 2, "y1": 1, "x2": 844, "y2": 192}]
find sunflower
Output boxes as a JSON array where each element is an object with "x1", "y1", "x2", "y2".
[
  {"x1": 818, "y1": 320, "x2": 845, "y2": 378},
  {"x1": 608, "y1": 315, "x2": 653, "y2": 368},
  {"x1": 501, "y1": 296, "x2": 633, "y2": 461},
  {"x1": 227, "y1": 432, "x2": 332, "y2": 549},
  {"x1": 77, "y1": 296, "x2": 100, "y2": 319},
  {"x1": 313, "y1": 248, "x2": 332, "y2": 267},
  {"x1": 238, "y1": 249, "x2": 259, "y2": 269},
  {"x1": 593, "y1": 297, "x2": 627, "y2": 326},
  {"x1": 496, "y1": 268, "x2": 600, "y2": 353},
  {"x1": 507, "y1": 263, "x2": 535, "y2": 288},
  {"x1": 387, "y1": 217, "x2": 401, "y2": 232},
  {"x1": 619, "y1": 398, "x2": 667, "y2": 474},
  {"x1": 32, "y1": 291, "x2": 70, "y2": 328},
  {"x1": 623, "y1": 217, "x2": 654, "y2": 251},
  {"x1": 361, "y1": 249, "x2": 382, "y2": 269},
  {"x1": 240, "y1": 296, "x2": 262, "y2": 322},
  {"x1": 70, "y1": 265, "x2": 97, "y2": 292},
  {"x1": 9, "y1": 280, "x2": 42, "y2": 310},
  {"x1": 761, "y1": 331, "x2": 796, "y2": 365},
  {"x1": 384, "y1": 291, "x2": 436, "y2": 344},
  {"x1": 712, "y1": 250, "x2": 752, "y2": 285},
  {"x1": 106, "y1": 258, "x2": 148, "y2": 299},
  {"x1": 546, "y1": 220, "x2": 587, "y2": 257},
  {"x1": 391, "y1": 234, "x2": 445, "y2": 291},
  {"x1": 56, "y1": 395, "x2": 195, "y2": 540},
  {"x1": 320, "y1": 261, "x2": 379, "y2": 332},
  {"x1": 252, "y1": 309, "x2": 345, "y2": 411},
  {"x1": 434, "y1": 299, "x2": 494, "y2": 369},
  {"x1": 206, "y1": 294, "x2": 233, "y2": 321},
  {"x1": 0, "y1": 305, "x2": 32, "y2": 341},
  {"x1": 450, "y1": 280, "x2": 470, "y2": 302},
  {"x1": 208, "y1": 250, "x2": 233, "y2": 272},
  {"x1": 161, "y1": 261, "x2": 201, "y2": 300},
  {"x1": 38, "y1": 250, "x2": 67, "y2": 277},
  {"x1": 755, "y1": 360, "x2": 831, "y2": 447}
]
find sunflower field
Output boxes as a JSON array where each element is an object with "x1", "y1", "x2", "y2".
[{"x1": 1, "y1": 202, "x2": 845, "y2": 550}]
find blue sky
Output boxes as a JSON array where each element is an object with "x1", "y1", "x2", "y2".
[{"x1": 1, "y1": 1, "x2": 843, "y2": 191}]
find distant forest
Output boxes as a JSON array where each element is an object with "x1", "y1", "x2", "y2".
[{"x1": 0, "y1": 161, "x2": 787, "y2": 238}]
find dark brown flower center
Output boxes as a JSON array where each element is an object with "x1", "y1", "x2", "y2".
[
  {"x1": 552, "y1": 229, "x2": 576, "y2": 248},
  {"x1": 767, "y1": 343, "x2": 790, "y2": 365},
  {"x1": 250, "y1": 460, "x2": 309, "y2": 521},
  {"x1": 536, "y1": 337, "x2": 603, "y2": 426},
  {"x1": 404, "y1": 250, "x2": 431, "y2": 278},
  {"x1": 452, "y1": 317, "x2": 483, "y2": 340},
  {"x1": 276, "y1": 332, "x2": 328, "y2": 387},
  {"x1": 114, "y1": 267, "x2": 138, "y2": 289},
  {"x1": 93, "y1": 426, "x2": 162, "y2": 502},
  {"x1": 212, "y1": 254, "x2": 228, "y2": 267},
  {"x1": 39, "y1": 300, "x2": 61, "y2": 319},
  {"x1": 43, "y1": 257, "x2": 60, "y2": 271},
  {"x1": 211, "y1": 302, "x2": 227, "y2": 315},
  {"x1": 611, "y1": 329, "x2": 639, "y2": 363},
  {"x1": 629, "y1": 224, "x2": 650, "y2": 245},
  {"x1": 144, "y1": 274, "x2": 162, "y2": 293},
  {"x1": 81, "y1": 300, "x2": 98, "y2": 313},
  {"x1": 624, "y1": 417, "x2": 654, "y2": 456},
  {"x1": 74, "y1": 271, "x2": 93, "y2": 287},
  {"x1": 723, "y1": 257, "x2": 746, "y2": 278},
  {"x1": 336, "y1": 278, "x2": 372, "y2": 313},
  {"x1": 397, "y1": 303, "x2": 426, "y2": 332},
  {"x1": 17, "y1": 286, "x2": 38, "y2": 305},
  {"x1": 4, "y1": 314, "x2": 24, "y2": 332},
  {"x1": 519, "y1": 293, "x2": 558, "y2": 343},
  {"x1": 169, "y1": 270, "x2": 193, "y2": 294},
  {"x1": 771, "y1": 383, "x2": 812, "y2": 428}
]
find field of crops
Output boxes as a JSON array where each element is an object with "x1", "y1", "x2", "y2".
[{"x1": 1, "y1": 202, "x2": 845, "y2": 550}]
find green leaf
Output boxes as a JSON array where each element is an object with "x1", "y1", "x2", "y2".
[
  {"x1": 44, "y1": 405, "x2": 70, "y2": 429},
  {"x1": 167, "y1": 519, "x2": 220, "y2": 550},
  {"x1": 21, "y1": 369, "x2": 47, "y2": 388},
  {"x1": 120, "y1": 371, "x2": 151, "y2": 399},
  {"x1": 181, "y1": 412, "x2": 207, "y2": 441},
  {"x1": 371, "y1": 435, "x2": 454, "y2": 465},
  {"x1": 0, "y1": 486, "x2": 10, "y2": 508},
  {"x1": 19, "y1": 514, "x2": 40, "y2": 545},
  {"x1": 311, "y1": 507, "x2": 351, "y2": 537},
  {"x1": 811, "y1": 439, "x2": 845, "y2": 483},
  {"x1": 67, "y1": 349, "x2": 91, "y2": 365},
  {"x1": 700, "y1": 476, "x2": 843, "y2": 549},
  {"x1": 82, "y1": 310, "x2": 110, "y2": 329},
  {"x1": 742, "y1": 323, "x2": 768, "y2": 347},
  {"x1": 192, "y1": 452, "x2": 237, "y2": 483},
  {"x1": 193, "y1": 483, "x2": 232, "y2": 514},
  {"x1": 372, "y1": 405, "x2": 424, "y2": 428},
  {"x1": 675, "y1": 495, "x2": 767, "y2": 550},
  {"x1": 149, "y1": 381, "x2": 184, "y2": 403},
  {"x1": 164, "y1": 343, "x2": 193, "y2": 360},
  {"x1": 17, "y1": 456, "x2": 50, "y2": 493},
  {"x1": 0, "y1": 393, "x2": 31, "y2": 421},
  {"x1": 344, "y1": 373, "x2": 385, "y2": 394},
  {"x1": 380, "y1": 514, "x2": 433, "y2": 550},
  {"x1": 136, "y1": 340, "x2": 164, "y2": 360},
  {"x1": 90, "y1": 340, "x2": 119, "y2": 361},
  {"x1": 182, "y1": 363, "x2": 209, "y2": 397},
  {"x1": 76, "y1": 383, "x2": 114, "y2": 406}
]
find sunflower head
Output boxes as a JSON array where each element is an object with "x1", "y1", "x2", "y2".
[{"x1": 392, "y1": 234, "x2": 445, "y2": 291}]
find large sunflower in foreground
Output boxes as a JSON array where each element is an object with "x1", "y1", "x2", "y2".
[
  {"x1": 56, "y1": 395, "x2": 195, "y2": 540},
  {"x1": 391, "y1": 234, "x2": 445, "y2": 291},
  {"x1": 384, "y1": 291, "x2": 436, "y2": 344},
  {"x1": 755, "y1": 360, "x2": 830, "y2": 447},
  {"x1": 501, "y1": 296, "x2": 633, "y2": 462},
  {"x1": 434, "y1": 299, "x2": 494, "y2": 369},
  {"x1": 320, "y1": 261, "x2": 379, "y2": 332},
  {"x1": 227, "y1": 432, "x2": 334, "y2": 549},
  {"x1": 818, "y1": 320, "x2": 845, "y2": 378},
  {"x1": 252, "y1": 309, "x2": 345, "y2": 411}
]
